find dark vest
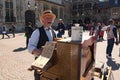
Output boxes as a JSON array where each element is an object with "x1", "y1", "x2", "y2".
[{"x1": 37, "y1": 26, "x2": 56, "y2": 48}]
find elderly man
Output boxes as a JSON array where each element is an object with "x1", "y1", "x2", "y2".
[{"x1": 28, "y1": 10, "x2": 56, "y2": 80}]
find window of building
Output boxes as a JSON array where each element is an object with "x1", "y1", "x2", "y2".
[
  {"x1": 97, "y1": 9, "x2": 101, "y2": 13},
  {"x1": 84, "y1": 3, "x2": 91, "y2": 9},
  {"x1": 71, "y1": 10, "x2": 77, "y2": 17},
  {"x1": 5, "y1": 0, "x2": 16, "y2": 22},
  {"x1": 78, "y1": 4, "x2": 83, "y2": 9},
  {"x1": 0, "y1": 9, "x2": 2, "y2": 22},
  {"x1": 43, "y1": 4, "x2": 49, "y2": 10},
  {"x1": 60, "y1": 8, "x2": 63, "y2": 19},
  {"x1": 51, "y1": 7, "x2": 58, "y2": 18},
  {"x1": 72, "y1": 4, "x2": 77, "y2": 9}
]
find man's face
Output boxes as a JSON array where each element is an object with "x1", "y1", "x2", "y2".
[{"x1": 41, "y1": 16, "x2": 54, "y2": 27}]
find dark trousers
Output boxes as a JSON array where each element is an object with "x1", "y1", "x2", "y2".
[
  {"x1": 11, "y1": 32, "x2": 15, "y2": 37},
  {"x1": 26, "y1": 37, "x2": 30, "y2": 47},
  {"x1": 34, "y1": 70, "x2": 41, "y2": 80},
  {"x1": 57, "y1": 32, "x2": 64, "y2": 38},
  {"x1": 2, "y1": 33, "x2": 10, "y2": 39},
  {"x1": 106, "y1": 38, "x2": 114, "y2": 56},
  {"x1": 34, "y1": 57, "x2": 41, "y2": 80}
]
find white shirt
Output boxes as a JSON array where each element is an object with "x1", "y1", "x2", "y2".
[{"x1": 28, "y1": 27, "x2": 55, "y2": 54}]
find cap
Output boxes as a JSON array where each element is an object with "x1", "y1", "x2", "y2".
[{"x1": 40, "y1": 10, "x2": 56, "y2": 21}]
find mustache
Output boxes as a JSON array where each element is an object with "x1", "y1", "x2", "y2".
[{"x1": 48, "y1": 22, "x2": 52, "y2": 24}]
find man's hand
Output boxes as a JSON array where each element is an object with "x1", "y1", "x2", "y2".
[{"x1": 32, "y1": 48, "x2": 42, "y2": 56}]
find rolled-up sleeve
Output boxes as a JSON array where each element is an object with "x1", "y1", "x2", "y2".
[{"x1": 28, "y1": 29, "x2": 40, "y2": 53}]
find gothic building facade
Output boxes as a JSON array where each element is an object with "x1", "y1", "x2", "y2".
[
  {"x1": 0, "y1": 0, "x2": 66, "y2": 31},
  {"x1": 71, "y1": 0, "x2": 120, "y2": 24},
  {"x1": 0, "y1": 0, "x2": 29, "y2": 31},
  {"x1": 0, "y1": 0, "x2": 120, "y2": 31}
]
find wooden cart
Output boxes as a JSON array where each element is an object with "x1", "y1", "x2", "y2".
[{"x1": 30, "y1": 36, "x2": 97, "y2": 80}]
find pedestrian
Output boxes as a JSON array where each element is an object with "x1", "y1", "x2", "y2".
[
  {"x1": 86, "y1": 23, "x2": 91, "y2": 31},
  {"x1": 100, "y1": 22, "x2": 106, "y2": 41},
  {"x1": 25, "y1": 22, "x2": 33, "y2": 48},
  {"x1": 95, "y1": 22, "x2": 102, "y2": 41},
  {"x1": 106, "y1": 19, "x2": 119, "y2": 58},
  {"x1": 9, "y1": 24, "x2": 16, "y2": 37},
  {"x1": 27, "y1": 10, "x2": 56, "y2": 80},
  {"x1": 67, "y1": 22, "x2": 73, "y2": 37},
  {"x1": 0, "y1": 27, "x2": 2, "y2": 34},
  {"x1": 1, "y1": 24, "x2": 10, "y2": 39},
  {"x1": 89, "y1": 22, "x2": 95, "y2": 36},
  {"x1": 56, "y1": 19, "x2": 65, "y2": 38},
  {"x1": 33, "y1": 23, "x2": 38, "y2": 30},
  {"x1": 99, "y1": 30, "x2": 104, "y2": 41}
]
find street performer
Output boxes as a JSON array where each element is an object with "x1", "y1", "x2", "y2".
[{"x1": 27, "y1": 10, "x2": 56, "y2": 80}]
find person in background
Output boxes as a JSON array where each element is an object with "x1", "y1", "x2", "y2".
[
  {"x1": 95, "y1": 22, "x2": 102, "y2": 41},
  {"x1": 56, "y1": 19, "x2": 65, "y2": 38},
  {"x1": 25, "y1": 22, "x2": 33, "y2": 48},
  {"x1": 9, "y1": 24, "x2": 16, "y2": 37},
  {"x1": 27, "y1": 10, "x2": 56, "y2": 80},
  {"x1": 86, "y1": 23, "x2": 91, "y2": 31},
  {"x1": 1, "y1": 24, "x2": 10, "y2": 39},
  {"x1": 89, "y1": 22, "x2": 95, "y2": 36},
  {"x1": 67, "y1": 22, "x2": 73, "y2": 37},
  {"x1": 33, "y1": 23, "x2": 38, "y2": 31},
  {"x1": 0, "y1": 27, "x2": 2, "y2": 34},
  {"x1": 106, "y1": 19, "x2": 119, "y2": 58},
  {"x1": 99, "y1": 22, "x2": 106, "y2": 41}
]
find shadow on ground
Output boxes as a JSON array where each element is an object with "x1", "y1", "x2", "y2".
[
  {"x1": 106, "y1": 58, "x2": 120, "y2": 70},
  {"x1": 13, "y1": 47, "x2": 27, "y2": 52},
  {"x1": 0, "y1": 37, "x2": 10, "y2": 40}
]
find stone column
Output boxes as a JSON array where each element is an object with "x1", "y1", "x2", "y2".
[
  {"x1": 13, "y1": 0, "x2": 17, "y2": 22},
  {"x1": 2, "y1": 0, "x2": 5, "y2": 22}
]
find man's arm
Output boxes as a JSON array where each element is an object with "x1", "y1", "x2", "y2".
[
  {"x1": 113, "y1": 27, "x2": 119, "y2": 45},
  {"x1": 113, "y1": 27, "x2": 118, "y2": 38},
  {"x1": 28, "y1": 29, "x2": 42, "y2": 56}
]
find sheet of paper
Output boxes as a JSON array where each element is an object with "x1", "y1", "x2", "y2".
[{"x1": 31, "y1": 42, "x2": 56, "y2": 69}]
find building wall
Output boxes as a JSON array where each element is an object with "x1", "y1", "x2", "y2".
[
  {"x1": 47, "y1": 0, "x2": 62, "y2": 4},
  {"x1": 0, "y1": 0, "x2": 66, "y2": 31},
  {"x1": 0, "y1": 0, "x2": 3, "y2": 24},
  {"x1": 111, "y1": 7, "x2": 120, "y2": 19},
  {"x1": 35, "y1": 0, "x2": 65, "y2": 26},
  {"x1": 0, "y1": 0, "x2": 120, "y2": 32},
  {"x1": 71, "y1": 0, "x2": 120, "y2": 24},
  {"x1": 0, "y1": 0, "x2": 26, "y2": 32},
  {"x1": 71, "y1": 0, "x2": 98, "y2": 24},
  {"x1": 96, "y1": 0, "x2": 120, "y2": 24}
]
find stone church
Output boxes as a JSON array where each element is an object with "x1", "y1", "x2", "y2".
[{"x1": 0, "y1": 0, "x2": 66, "y2": 31}]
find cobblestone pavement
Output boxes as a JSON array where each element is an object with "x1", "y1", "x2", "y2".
[
  {"x1": 64, "y1": 31, "x2": 120, "y2": 80},
  {"x1": 0, "y1": 32, "x2": 120, "y2": 80},
  {"x1": 90, "y1": 31, "x2": 120, "y2": 80},
  {"x1": 0, "y1": 33, "x2": 34, "y2": 80}
]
